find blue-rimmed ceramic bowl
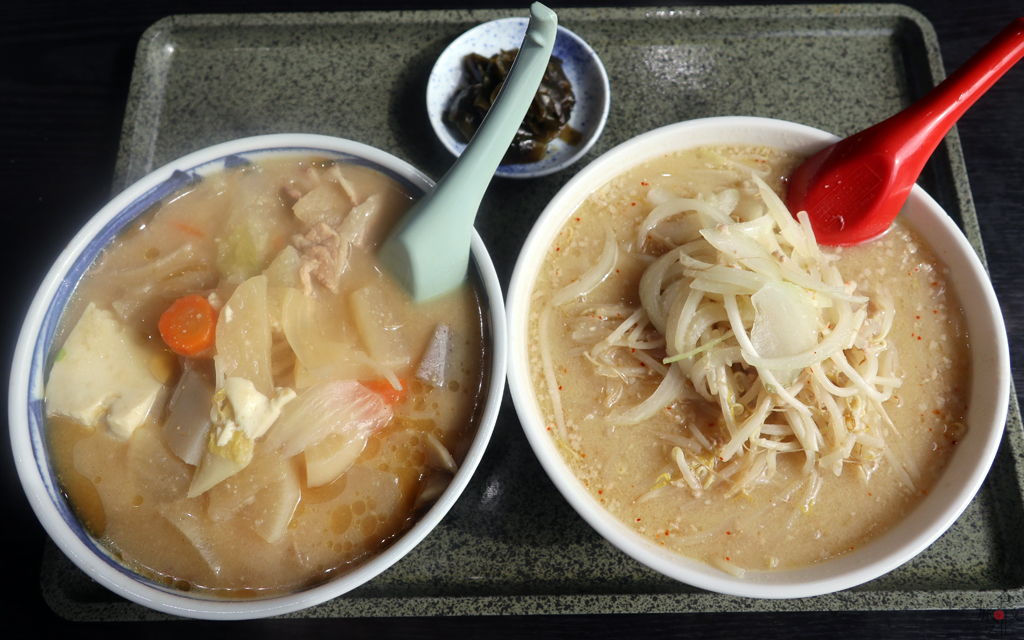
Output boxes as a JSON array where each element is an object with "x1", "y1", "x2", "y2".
[
  {"x1": 8, "y1": 133, "x2": 508, "y2": 620},
  {"x1": 427, "y1": 17, "x2": 610, "y2": 179}
]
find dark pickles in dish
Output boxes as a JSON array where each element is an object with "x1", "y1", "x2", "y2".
[{"x1": 447, "y1": 49, "x2": 580, "y2": 164}]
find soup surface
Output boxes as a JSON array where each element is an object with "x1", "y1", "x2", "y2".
[
  {"x1": 527, "y1": 146, "x2": 969, "y2": 573},
  {"x1": 45, "y1": 156, "x2": 489, "y2": 597}
]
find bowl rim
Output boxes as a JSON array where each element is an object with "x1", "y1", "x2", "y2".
[
  {"x1": 426, "y1": 16, "x2": 611, "y2": 179},
  {"x1": 505, "y1": 115, "x2": 1010, "y2": 599},
  {"x1": 9, "y1": 133, "x2": 508, "y2": 619}
]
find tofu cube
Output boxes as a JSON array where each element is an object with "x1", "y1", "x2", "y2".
[{"x1": 45, "y1": 303, "x2": 165, "y2": 439}]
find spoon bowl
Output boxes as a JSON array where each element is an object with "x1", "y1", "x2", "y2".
[{"x1": 788, "y1": 17, "x2": 1024, "y2": 246}]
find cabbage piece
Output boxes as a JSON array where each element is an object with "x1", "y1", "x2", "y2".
[
  {"x1": 215, "y1": 172, "x2": 294, "y2": 279},
  {"x1": 208, "y1": 378, "x2": 296, "y2": 460},
  {"x1": 749, "y1": 281, "x2": 819, "y2": 387},
  {"x1": 188, "y1": 375, "x2": 297, "y2": 496},
  {"x1": 263, "y1": 379, "x2": 393, "y2": 485},
  {"x1": 215, "y1": 275, "x2": 273, "y2": 396},
  {"x1": 350, "y1": 284, "x2": 411, "y2": 370}
]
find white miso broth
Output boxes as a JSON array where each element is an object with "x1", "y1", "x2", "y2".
[
  {"x1": 527, "y1": 145, "x2": 970, "y2": 573},
  {"x1": 44, "y1": 156, "x2": 489, "y2": 597}
]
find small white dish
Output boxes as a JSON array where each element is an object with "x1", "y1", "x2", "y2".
[
  {"x1": 427, "y1": 17, "x2": 610, "y2": 179},
  {"x1": 9, "y1": 133, "x2": 508, "y2": 620},
  {"x1": 505, "y1": 116, "x2": 1010, "y2": 599}
]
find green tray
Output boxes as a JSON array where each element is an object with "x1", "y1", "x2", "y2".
[{"x1": 42, "y1": 4, "x2": 1024, "y2": 620}]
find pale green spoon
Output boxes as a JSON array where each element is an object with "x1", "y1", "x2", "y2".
[{"x1": 379, "y1": 2, "x2": 558, "y2": 302}]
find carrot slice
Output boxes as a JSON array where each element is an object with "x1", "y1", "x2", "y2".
[
  {"x1": 158, "y1": 294, "x2": 218, "y2": 357},
  {"x1": 363, "y1": 378, "x2": 407, "y2": 405}
]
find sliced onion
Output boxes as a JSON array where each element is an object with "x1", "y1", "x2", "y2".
[
  {"x1": 551, "y1": 224, "x2": 618, "y2": 306},
  {"x1": 611, "y1": 364, "x2": 686, "y2": 425}
]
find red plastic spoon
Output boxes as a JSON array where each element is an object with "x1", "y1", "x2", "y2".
[{"x1": 787, "y1": 18, "x2": 1024, "y2": 246}]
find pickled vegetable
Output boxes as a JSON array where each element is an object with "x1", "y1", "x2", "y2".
[{"x1": 446, "y1": 49, "x2": 580, "y2": 164}]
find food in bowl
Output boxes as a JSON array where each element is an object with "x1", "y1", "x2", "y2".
[
  {"x1": 526, "y1": 143, "x2": 968, "y2": 575},
  {"x1": 40, "y1": 153, "x2": 490, "y2": 598},
  {"x1": 446, "y1": 48, "x2": 580, "y2": 164},
  {"x1": 505, "y1": 117, "x2": 1007, "y2": 598},
  {"x1": 426, "y1": 17, "x2": 609, "y2": 179}
]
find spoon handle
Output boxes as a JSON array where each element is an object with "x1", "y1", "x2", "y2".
[
  {"x1": 378, "y1": 3, "x2": 557, "y2": 301},
  {"x1": 430, "y1": 3, "x2": 557, "y2": 217},
  {"x1": 891, "y1": 18, "x2": 1024, "y2": 163}
]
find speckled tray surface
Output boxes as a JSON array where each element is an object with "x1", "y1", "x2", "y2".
[{"x1": 42, "y1": 4, "x2": 1024, "y2": 620}]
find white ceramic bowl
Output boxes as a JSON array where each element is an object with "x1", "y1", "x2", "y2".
[
  {"x1": 505, "y1": 116, "x2": 1010, "y2": 599},
  {"x1": 426, "y1": 17, "x2": 610, "y2": 179},
  {"x1": 9, "y1": 133, "x2": 508, "y2": 619}
]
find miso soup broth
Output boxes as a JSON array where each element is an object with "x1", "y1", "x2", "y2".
[
  {"x1": 44, "y1": 156, "x2": 489, "y2": 597},
  {"x1": 527, "y1": 145, "x2": 970, "y2": 573}
]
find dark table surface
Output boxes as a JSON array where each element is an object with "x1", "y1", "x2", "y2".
[{"x1": 3, "y1": 0, "x2": 1023, "y2": 637}]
